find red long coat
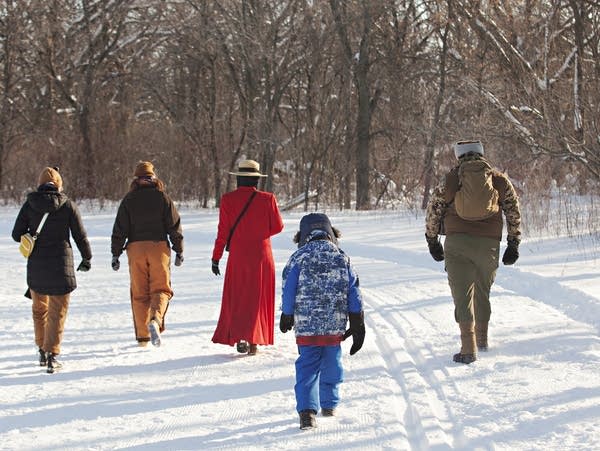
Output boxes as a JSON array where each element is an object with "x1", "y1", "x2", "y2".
[{"x1": 211, "y1": 186, "x2": 284, "y2": 346}]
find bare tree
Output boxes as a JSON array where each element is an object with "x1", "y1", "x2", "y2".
[
  {"x1": 452, "y1": 1, "x2": 600, "y2": 180},
  {"x1": 32, "y1": 0, "x2": 167, "y2": 198},
  {"x1": 329, "y1": 0, "x2": 383, "y2": 210}
]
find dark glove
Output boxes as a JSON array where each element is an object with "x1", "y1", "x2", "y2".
[
  {"x1": 279, "y1": 313, "x2": 294, "y2": 333},
  {"x1": 211, "y1": 259, "x2": 220, "y2": 275},
  {"x1": 175, "y1": 253, "x2": 184, "y2": 266},
  {"x1": 343, "y1": 311, "x2": 365, "y2": 355},
  {"x1": 426, "y1": 234, "x2": 444, "y2": 262},
  {"x1": 77, "y1": 259, "x2": 91, "y2": 272},
  {"x1": 111, "y1": 256, "x2": 120, "y2": 271},
  {"x1": 502, "y1": 237, "x2": 520, "y2": 265}
]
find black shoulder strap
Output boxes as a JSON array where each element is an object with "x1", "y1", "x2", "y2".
[{"x1": 226, "y1": 191, "x2": 258, "y2": 251}]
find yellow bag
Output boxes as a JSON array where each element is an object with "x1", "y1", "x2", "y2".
[
  {"x1": 19, "y1": 233, "x2": 37, "y2": 258},
  {"x1": 19, "y1": 213, "x2": 49, "y2": 259}
]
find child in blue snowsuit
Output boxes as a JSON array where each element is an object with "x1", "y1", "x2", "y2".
[{"x1": 280, "y1": 213, "x2": 365, "y2": 430}]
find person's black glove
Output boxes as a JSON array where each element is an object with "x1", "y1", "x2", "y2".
[
  {"x1": 502, "y1": 236, "x2": 520, "y2": 265},
  {"x1": 111, "y1": 256, "x2": 120, "y2": 271},
  {"x1": 175, "y1": 254, "x2": 184, "y2": 266},
  {"x1": 77, "y1": 259, "x2": 91, "y2": 272},
  {"x1": 279, "y1": 313, "x2": 294, "y2": 333},
  {"x1": 211, "y1": 259, "x2": 220, "y2": 275},
  {"x1": 343, "y1": 311, "x2": 365, "y2": 355},
  {"x1": 426, "y1": 234, "x2": 444, "y2": 262}
]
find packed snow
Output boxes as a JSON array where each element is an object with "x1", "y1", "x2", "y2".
[{"x1": 1, "y1": 206, "x2": 599, "y2": 450}]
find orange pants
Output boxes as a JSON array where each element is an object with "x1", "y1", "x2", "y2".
[
  {"x1": 126, "y1": 241, "x2": 173, "y2": 343},
  {"x1": 31, "y1": 290, "x2": 70, "y2": 355}
]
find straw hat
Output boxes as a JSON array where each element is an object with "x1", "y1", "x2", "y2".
[{"x1": 228, "y1": 159, "x2": 267, "y2": 177}]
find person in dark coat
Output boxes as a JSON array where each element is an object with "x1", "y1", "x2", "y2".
[
  {"x1": 211, "y1": 160, "x2": 284, "y2": 355},
  {"x1": 111, "y1": 161, "x2": 184, "y2": 348},
  {"x1": 12, "y1": 167, "x2": 92, "y2": 373}
]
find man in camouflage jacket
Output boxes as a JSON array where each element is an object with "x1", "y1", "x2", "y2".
[{"x1": 425, "y1": 140, "x2": 521, "y2": 364}]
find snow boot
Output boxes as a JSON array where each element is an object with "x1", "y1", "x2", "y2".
[
  {"x1": 453, "y1": 322, "x2": 477, "y2": 364},
  {"x1": 247, "y1": 344, "x2": 258, "y2": 355},
  {"x1": 321, "y1": 408, "x2": 336, "y2": 417},
  {"x1": 475, "y1": 322, "x2": 488, "y2": 351},
  {"x1": 236, "y1": 341, "x2": 248, "y2": 353},
  {"x1": 299, "y1": 410, "x2": 317, "y2": 430},
  {"x1": 46, "y1": 352, "x2": 62, "y2": 374},
  {"x1": 148, "y1": 319, "x2": 161, "y2": 347},
  {"x1": 38, "y1": 348, "x2": 47, "y2": 366}
]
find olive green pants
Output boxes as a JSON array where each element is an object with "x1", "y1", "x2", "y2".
[{"x1": 444, "y1": 234, "x2": 499, "y2": 323}]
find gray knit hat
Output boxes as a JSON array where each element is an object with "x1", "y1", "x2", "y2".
[{"x1": 454, "y1": 140, "x2": 484, "y2": 158}]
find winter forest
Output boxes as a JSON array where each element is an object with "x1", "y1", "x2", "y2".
[
  {"x1": 0, "y1": 0, "x2": 599, "y2": 226},
  {"x1": 2, "y1": 2, "x2": 600, "y2": 450}
]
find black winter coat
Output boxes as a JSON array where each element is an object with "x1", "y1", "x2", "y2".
[
  {"x1": 111, "y1": 184, "x2": 183, "y2": 257},
  {"x1": 12, "y1": 185, "x2": 92, "y2": 295}
]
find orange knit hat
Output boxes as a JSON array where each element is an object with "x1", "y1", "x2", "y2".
[
  {"x1": 134, "y1": 161, "x2": 155, "y2": 177},
  {"x1": 38, "y1": 167, "x2": 63, "y2": 189}
]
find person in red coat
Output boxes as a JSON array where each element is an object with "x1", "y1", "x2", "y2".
[{"x1": 211, "y1": 160, "x2": 284, "y2": 355}]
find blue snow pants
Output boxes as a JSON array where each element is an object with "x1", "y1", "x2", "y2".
[{"x1": 295, "y1": 344, "x2": 343, "y2": 413}]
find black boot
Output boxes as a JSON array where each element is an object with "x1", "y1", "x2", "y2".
[
  {"x1": 321, "y1": 408, "x2": 336, "y2": 417},
  {"x1": 46, "y1": 352, "x2": 62, "y2": 374},
  {"x1": 453, "y1": 352, "x2": 476, "y2": 364},
  {"x1": 299, "y1": 410, "x2": 317, "y2": 430},
  {"x1": 38, "y1": 348, "x2": 47, "y2": 366}
]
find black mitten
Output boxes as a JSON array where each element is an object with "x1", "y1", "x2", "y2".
[
  {"x1": 426, "y1": 234, "x2": 444, "y2": 262},
  {"x1": 211, "y1": 259, "x2": 220, "y2": 275},
  {"x1": 111, "y1": 256, "x2": 120, "y2": 271},
  {"x1": 279, "y1": 313, "x2": 294, "y2": 333},
  {"x1": 175, "y1": 253, "x2": 184, "y2": 266},
  {"x1": 343, "y1": 311, "x2": 365, "y2": 355},
  {"x1": 77, "y1": 259, "x2": 91, "y2": 272},
  {"x1": 502, "y1": 237, "x2": 520, "y2": 265}
]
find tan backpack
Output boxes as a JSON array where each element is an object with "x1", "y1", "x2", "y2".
[{"x1": 454, "y1": 159, "x2": 499, "y2": 220}]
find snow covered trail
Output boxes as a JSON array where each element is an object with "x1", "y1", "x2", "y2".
[{"x1": 0, "y1": 208, "x2": 599, "y2": 450}]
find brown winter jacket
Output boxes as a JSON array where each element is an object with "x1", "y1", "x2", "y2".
[
  {"x1": 425, "y1": 155, "x2": 521, "y2": 243},
  {"x1": 111, "y1": 183, "x2": 183, "y2": 257}
]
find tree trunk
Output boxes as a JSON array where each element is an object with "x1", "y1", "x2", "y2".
[{"x1": 422, "y1": 18, "x2": 450, "y2": 210}]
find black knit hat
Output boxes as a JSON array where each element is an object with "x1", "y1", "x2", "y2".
[{"x1": 298, "y1": 213, "x2": 337, "y2": 248}]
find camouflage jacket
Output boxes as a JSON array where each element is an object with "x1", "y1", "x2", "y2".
[
  {"x1": 282, "y1": 239, "x2": 363, "y2": 342},
  {"x1": 425, "y1": 155, "x2": 522, "y2": 243}
]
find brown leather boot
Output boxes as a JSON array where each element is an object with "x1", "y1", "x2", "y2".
[
  {"x1": 475, "y1": 322, "x2": 488, "y2": 351},
  {"x1": 453, "y1": 322, "x2": 477, "y2": 364}
]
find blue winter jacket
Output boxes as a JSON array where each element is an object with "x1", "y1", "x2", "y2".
[{"x1": 282, "y1": 237, "x2": 363, "y2": 342}]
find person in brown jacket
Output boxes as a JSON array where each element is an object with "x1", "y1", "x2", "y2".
[
  {"x1": 12, "y1": 167, "x2": 92, "y2": 373},
  {"x1": 425, "y1": 140, "x2": 521, "y2": 364},
  {"x1": 111, "y1": 161, "x2": 183, "y2": 347}
]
